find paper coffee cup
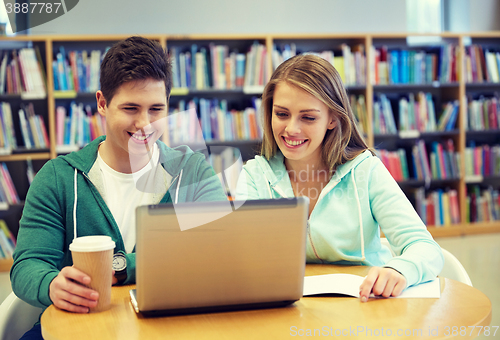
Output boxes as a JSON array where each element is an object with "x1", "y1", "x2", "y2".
[{"x1": 69, "y1": 236, "x2": 116, "y2": 312}]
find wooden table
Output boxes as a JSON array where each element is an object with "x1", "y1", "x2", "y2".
[{"x1": 41, "y1": 265, "x2": 492, "y2": 340}]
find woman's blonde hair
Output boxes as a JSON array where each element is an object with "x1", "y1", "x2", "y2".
[{"x1": 260, "y1": 54, "x2": 369, "y2": 172}]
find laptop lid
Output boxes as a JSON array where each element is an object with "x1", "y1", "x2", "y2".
[{"x1": 134, "y1": 197, "x2": 309, "y2": 315}]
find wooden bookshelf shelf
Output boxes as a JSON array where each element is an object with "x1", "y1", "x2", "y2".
[
  {"x1": 0, "y1": 152, "x2": 50, "y2": 162},
  {"x1": 427, "y1": 226, "x2": 464, "y2": 238},
  {"x1": 464, "y1": 222, "x2": 500, "y2": 235},
  {"x1": 0, "y1": 258, "x2": 13, "y2": 272}
]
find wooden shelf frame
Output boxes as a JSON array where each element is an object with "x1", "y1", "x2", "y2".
[{"x1": 0, "y1": 32, "x2": 498, "y2": 242}]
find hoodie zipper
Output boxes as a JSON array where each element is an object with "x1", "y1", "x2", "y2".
[
  {"x1": 305, "y1": 179, "x2": 340, "y2": 263},
  {"x1": 270, "y1": 179, "x2": 339, "y2": 263}
]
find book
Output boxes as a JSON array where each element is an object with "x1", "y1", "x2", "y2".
[
  {"x1": 0, "y1": 52, "x2": 7, "y2": 94},
  {"x1": 303, "y1": 273, "x2": 440, "y2": 298},
  {"x1": 0, "y1": 219, "x2": 15, "y2": 251},
  {"x1": 18, "y1": 108, "x2": 33, "y2": 148},
  {"x1": 0, "y1": 227, "x2": 14, "y2": 258},
  {"x1": 0, "y1": 163, "x2": 19, "y2": 204}
]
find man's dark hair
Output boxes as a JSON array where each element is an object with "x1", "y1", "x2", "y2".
[{"x1": 100, "y1": 36, "x2": 172, "y2": 104}]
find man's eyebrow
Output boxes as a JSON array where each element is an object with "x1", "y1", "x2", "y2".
[
  {"x1": 273, "y1": 105, "x2": 320, "y2": 113},
  {"x1": 118, "y1": 103, "x2": 166, "y2": 107}
]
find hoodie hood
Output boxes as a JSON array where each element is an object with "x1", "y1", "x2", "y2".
[{"x1": 254, "y1": 149, "x2": 373, "y2": 195}]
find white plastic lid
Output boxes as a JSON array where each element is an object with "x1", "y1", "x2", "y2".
[{"x1": 69, "y1": 236, "x2": 116, "y2": 252}]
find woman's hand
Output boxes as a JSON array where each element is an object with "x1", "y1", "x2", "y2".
[
  {"x1": 358, "y1": 266, "x2": 406, "y2": 302},
  {"x1": 49, "y1": 266, "x2": 99, "y2": 313}
]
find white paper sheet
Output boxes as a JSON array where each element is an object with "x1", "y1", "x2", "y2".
[{"x1": 303, "y1": 274, "x2": 440, "y2": 298}]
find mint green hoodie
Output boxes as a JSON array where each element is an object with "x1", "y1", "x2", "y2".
[
  {"x1": 235, "y1": 150, "x2": 443, "y2": 288},
  {"x1": 11, "y1": 136, "x2": 227, "y2": 309}
]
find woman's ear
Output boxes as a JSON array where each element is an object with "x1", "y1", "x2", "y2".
[{"x1": 327, "y1": 113, "x2": 337, "y2": 130}]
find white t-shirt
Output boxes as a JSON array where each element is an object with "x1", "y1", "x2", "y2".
[{"x1": 97, "y1": 144, "x2": 168, "y2": 253}]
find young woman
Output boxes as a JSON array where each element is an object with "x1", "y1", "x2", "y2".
[{"x1": 235, "y1": 54, "x2": 443, "y2": 301}]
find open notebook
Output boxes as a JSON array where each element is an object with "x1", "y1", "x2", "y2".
[{"x1": 303, "y1": 274, "x2": 441, "y2": 298}]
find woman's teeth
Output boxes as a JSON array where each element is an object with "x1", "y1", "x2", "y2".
[{"x1": 284, "y1": 138, "x2": 305, "y2": 146}]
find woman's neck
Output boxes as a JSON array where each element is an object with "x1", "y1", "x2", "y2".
[{"x1": 284, "y1": 158, "x2": 331, "y2": 184}]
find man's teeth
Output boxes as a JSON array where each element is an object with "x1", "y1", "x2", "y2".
[
  {"x1": 285, "y1": 138, "x2": 305, "y2": 146},
  {"x1": 132, "y1": 133, "x2": 152, "y2": 141}
]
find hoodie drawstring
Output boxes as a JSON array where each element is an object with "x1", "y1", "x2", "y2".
[
  {"x1": 73, "y1": 168, "x2": 78, "y2": 240},
  {"x1": 175, "y1": 169, "x2": 183, "y2": 204},
  {"x1": 266, "y1": 180, "x2": 273, "y2": 198},
  {"x1": 351, "y1": 171, "x2": 365, "y2": 261}
]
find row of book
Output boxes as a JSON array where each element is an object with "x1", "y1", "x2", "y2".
[
  {"x1": 398, "y1": 93, "x2": 459, "y2": 132},
  {"x1": 168, "y1": 98, "x2": 263, "y2": 144},
  {"x1": 466, "y1": 95, "x2": 500, "y2": 131},
  {"x1": 0, "y1": 162, "x2": 19, "y2": 205},
  {"x1": 373, "y1": 93, "x2": 459, "y2": 135},
  {"x1": 0, "y1": 102, "x2": 16, "y2": 151},
  {"x1": 464, "y1": 45, "x2": 500, "y2": 83},
  {"x1": 170, "y1": 41, "x2": 268, "y2": 90},
  {"x1": 208, "y1": 146, "x2": 243, "y2": 198},
  {"x1": 464, "y1": 143, "x2": 500, "y2": 178},
  {"x1": 370, "y1": 44, "x2": 459, "y2": 85},
  {"x1": 55, "y1": 102, "x2": 106, "y2": 150},
  {"x1": 413, "y1": 140, "x2": 461, "y2": 181},
  {"x1": 376, "y1": 149, "x2": 409, "y2": 181},
  {"x1": 378, "y1": 139, "x2": 460, "y2": 182},
  {"x1": 18, "y1": 103, "x2": 49, "y2": 149},
  {"x1": 415, "y1": 188, "x2": 460, "y2": 227},
  {"x1": 0, "y1": 220, "x2": 16, "y2": 259},
  {"x1": 52, "y1": 47, "x2": 104, "y2": 93},
  {"x1": 0, "y1": 102, "x2": 49, "y2": 151},
  {"x1": 0, "y1": 48, "x2": 46, "y2": 97},
  {"x1": 466, "y1": 186, "x2": 500, "y2": 223},
  {"x1": 373, "y1": 94, "x2": 398, "y2": 134},
  {"x1": 350, "y1": 95, "x2": 368, "y2": 135},
  {"x1": 271, "y1": 43, "x2": 366, "y2": 86}
]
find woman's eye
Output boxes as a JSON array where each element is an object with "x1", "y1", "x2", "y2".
[
  {"x1": 303, "y1": 116, "x2": 316, "y2": 121},
  {"x1": 275, "y1": 112, "x2": 288, "y2": 117}
]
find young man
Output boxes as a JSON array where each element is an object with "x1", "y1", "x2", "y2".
[{"x1": 11, "y1": 36, "x2": 227, "y2": 338}]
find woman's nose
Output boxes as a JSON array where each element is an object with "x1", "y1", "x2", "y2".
[{"x1": 285, "y1": 119, "x2": 301, "y2": 135}]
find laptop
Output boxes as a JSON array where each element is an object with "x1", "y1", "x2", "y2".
[{"x1": 130, "y1": 197, "x2": 309, "y2": 316}]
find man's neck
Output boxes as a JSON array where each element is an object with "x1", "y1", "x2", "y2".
[{"x1": 98, "y1": 141, "x2": 153, "y2": 174}]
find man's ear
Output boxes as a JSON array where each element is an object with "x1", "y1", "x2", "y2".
[{"x1": 96, "y1": 91, "x2": 107, "y2": 117}]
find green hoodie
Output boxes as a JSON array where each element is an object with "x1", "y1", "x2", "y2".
[{"x1": 11, "y1": 136, "x2": 227, "y2": 309}]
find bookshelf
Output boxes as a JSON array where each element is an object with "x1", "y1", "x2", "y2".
[{"x1": 0, "y1": 33, "x2": 498, "y2": 263}]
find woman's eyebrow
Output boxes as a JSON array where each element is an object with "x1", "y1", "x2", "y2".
[{"x1": 273, "y1": 105, "x2": 320, "y2": 113}]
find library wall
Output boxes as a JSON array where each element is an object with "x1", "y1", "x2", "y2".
[
  {"x1": 470, "y1": 0, "x2": 500, "y2": 31},
  {"x1": 30, "y1": 0, "x2": 407, "y2": 35}
]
